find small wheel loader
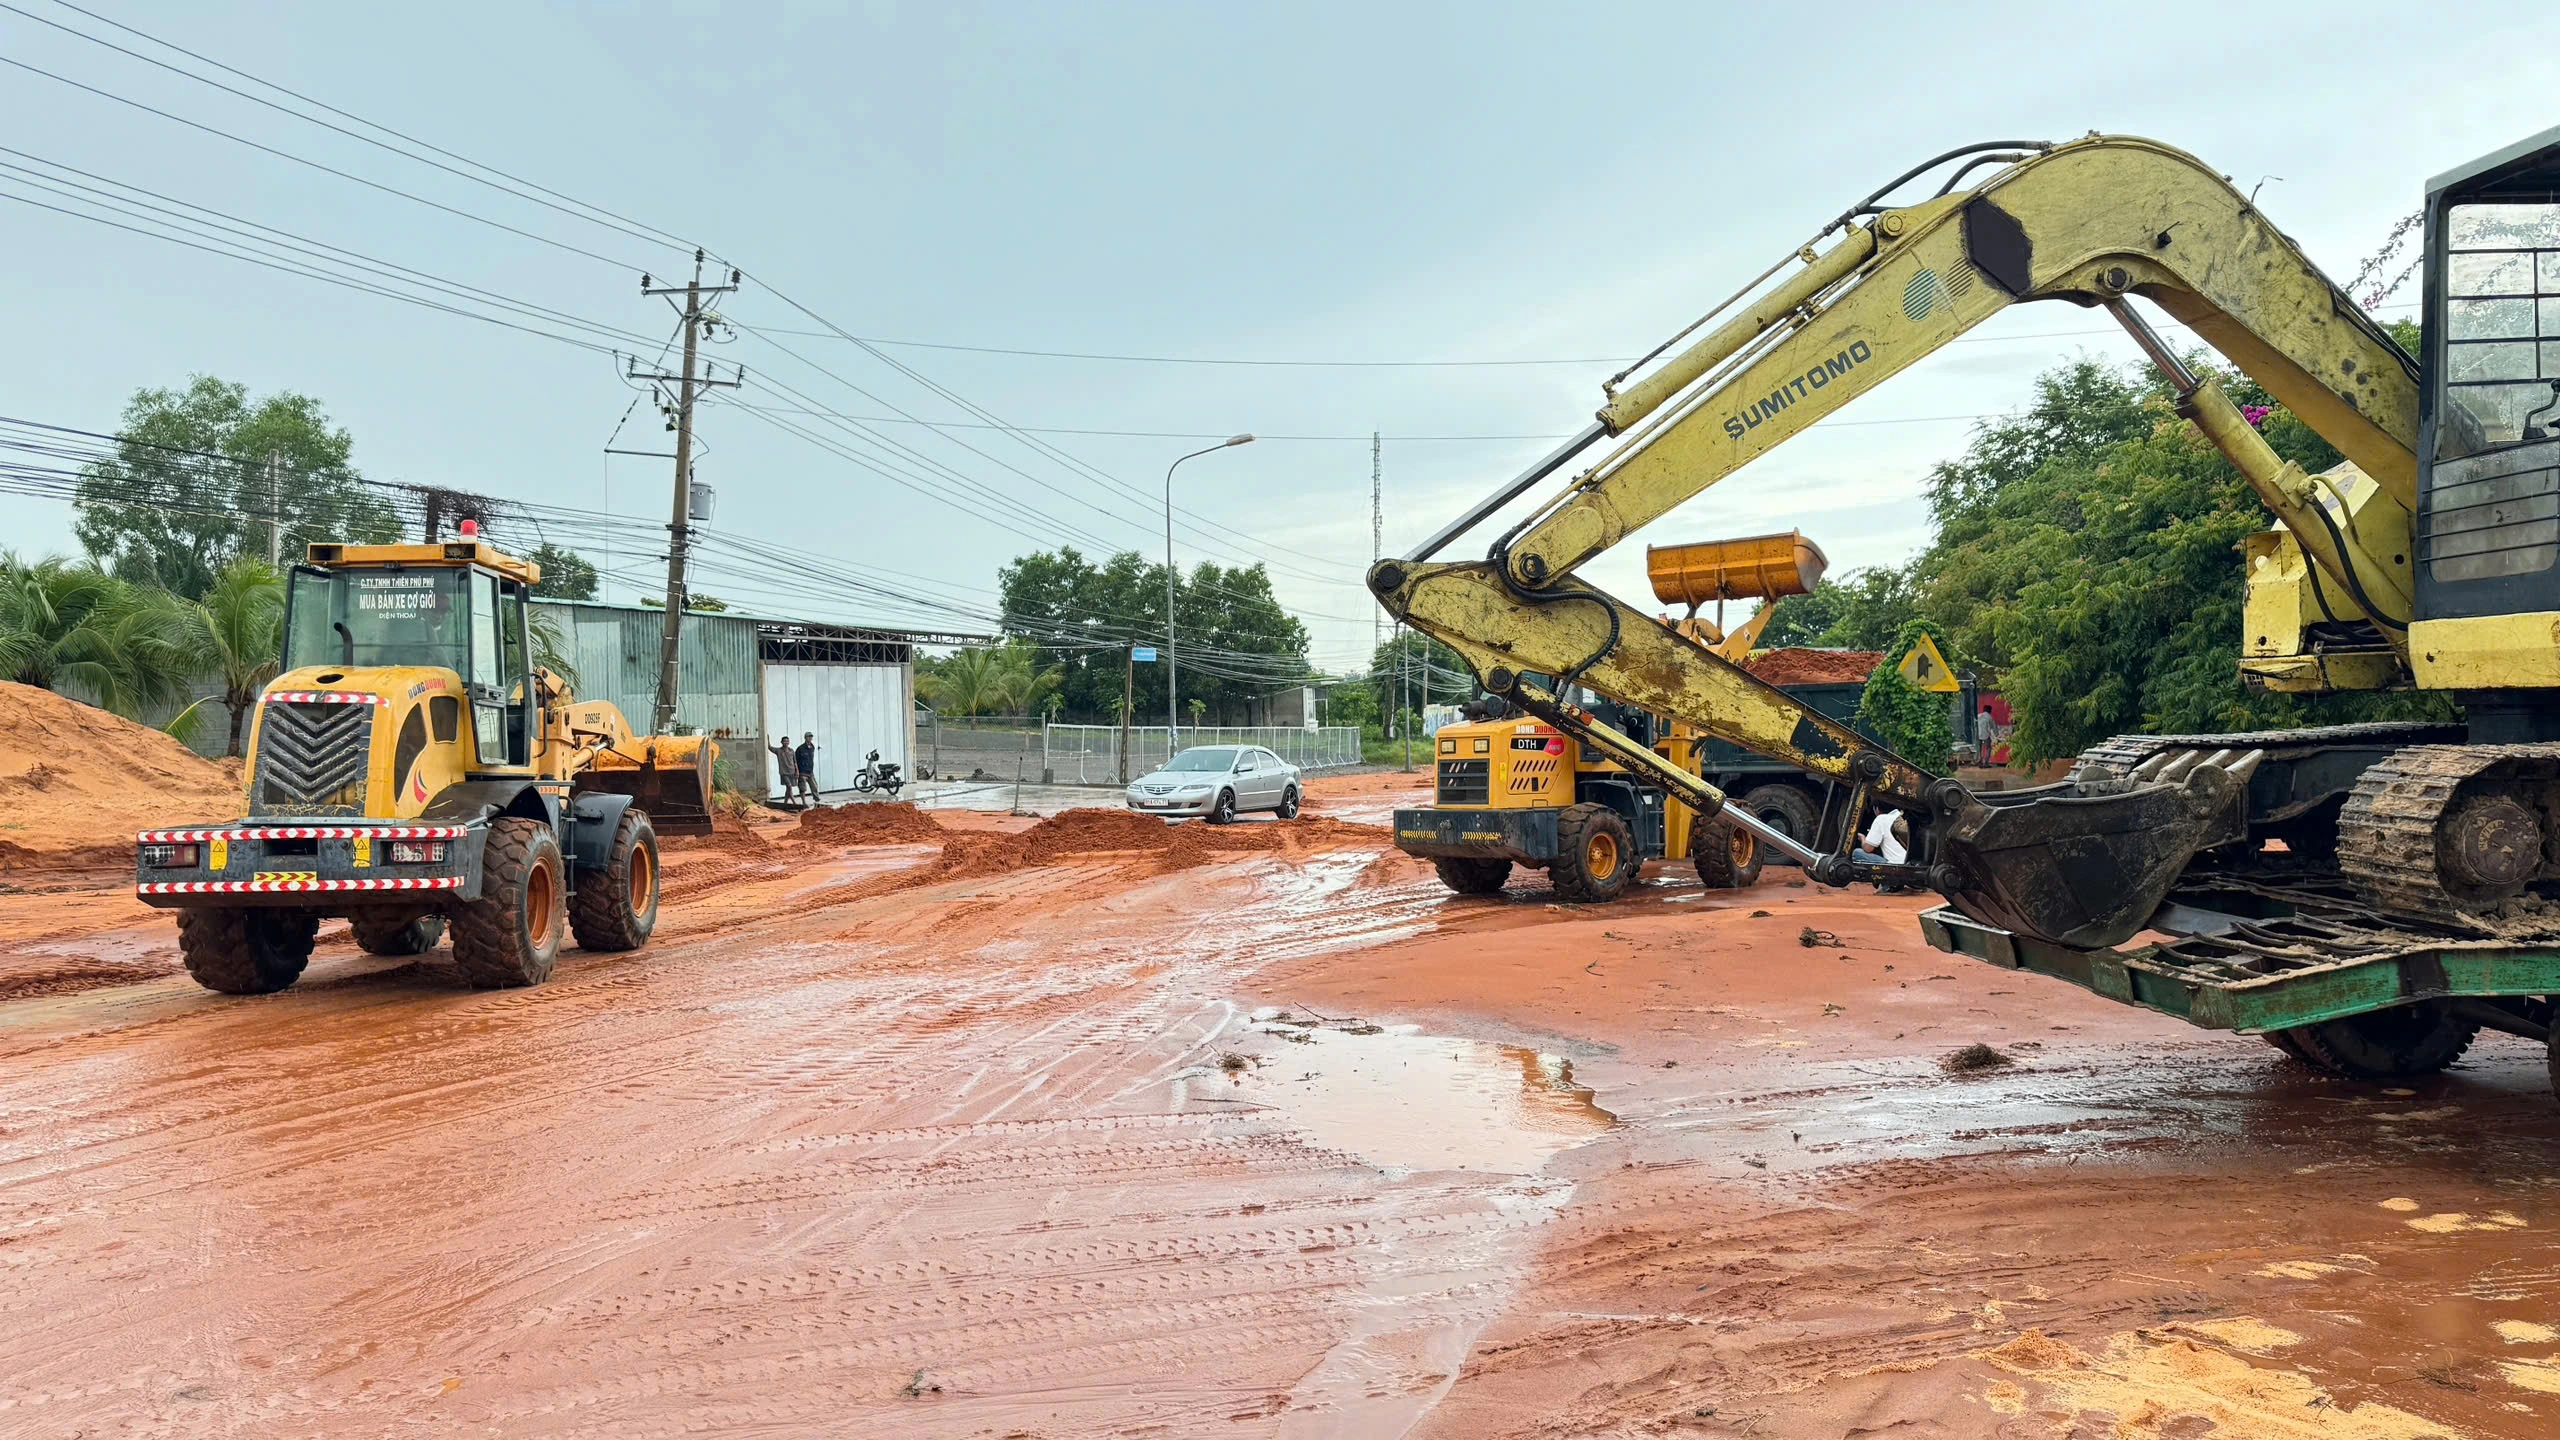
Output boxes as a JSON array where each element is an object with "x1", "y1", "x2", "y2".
[{"x1": 135, "y1": 530, "x2": 716, "y2": 994}]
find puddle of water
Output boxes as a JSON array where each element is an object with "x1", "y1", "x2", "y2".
[{"x1": 1242, "y1": 1019, "x2": 1613, "y2": 1175}]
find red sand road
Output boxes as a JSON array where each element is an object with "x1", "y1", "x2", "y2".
[{"x1": 0, "y1": 773, "x2": 2554, "y2": 1435}]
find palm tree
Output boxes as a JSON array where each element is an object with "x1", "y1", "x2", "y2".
[
  {"x1": 0, "y1": 553, "x2": 199, "y2": 717},
  {"x1": 916, "y1": 642, "x2": 1061, "y2": 717},
  {"x1": 187, "y1": 557, "x2": 285, "y2": 756}
]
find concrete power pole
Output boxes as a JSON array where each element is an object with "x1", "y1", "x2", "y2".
[
  {"x1": 632, "y1": 250, "x2": 741, "y2": 734},
  {"x1": 1119, "y1": 645, "x2": 1135, "y2": 785},
  {"x1": 265, "y1": 450, "x2": 282, "y2": 565},
  {"x1": 1370, "y1": 432, "x2": 1382, "y2": 657}
]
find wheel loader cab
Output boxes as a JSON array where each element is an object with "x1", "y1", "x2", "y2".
[
  {"x1": 2413, "y1": 124, "x2": 2560, "y2": 728},
  {"x1": 263, "y1": 540, "x2": 540, "y2": 820}
]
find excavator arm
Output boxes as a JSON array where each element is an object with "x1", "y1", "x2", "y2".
[{"x1": 1372, "y1": 135, "x2": 2425, "y2": 949}]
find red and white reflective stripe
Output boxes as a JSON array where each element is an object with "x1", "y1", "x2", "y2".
[
  {"x1": 139, "y1": 876, "x2": 464, "y2": 896},
  {"x1": 261, "y1": 691, "x2": 388, "y2": 706},
  {"x1": 137, "y1": 825, "x2": 468, "y2": 843}
]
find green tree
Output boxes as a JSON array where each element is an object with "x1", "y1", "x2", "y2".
[
  {"x1": 996, "y1": 548, "x2": 1311, "y2": 724},
  {"x1": 1367, "y1": 630, "x2": 1469, "y2": 734},
  {"x1": 916, "y1": 642, "x2": 1058, "y2": 716},
  {"x1": 74, "y1": 376, "x2": 400, "y2": 598},
  {"x1": 525, "y1": 543, "x2": 599, "y2": 600},
  {"x1": 1858, "y1": 620, "x2": 1958, "y2": 775},
  {"x1": 0, "y1": 554, "x2": 200, "y2": 717},
  {"x1": 185, "y1": 556, "x2": 284, "y2": 756},
  {"x1": 1755, "y1": 568, "x2": 1916, "y2": 652}
]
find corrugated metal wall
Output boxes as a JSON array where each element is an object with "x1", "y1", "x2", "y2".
[
  {"x1": 760, "y1": 664, "x2": 912, "y2": 798},
  {"x1": 535, "y1": 601, "x2": 765, "y2": 792}
]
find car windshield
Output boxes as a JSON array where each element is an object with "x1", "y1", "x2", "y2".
[
  {"x1": 284, "y1": 566, "x2": 471, "y2": 673},
  {"x1": 1165, "y1": 747, "x2": 1238, "y2": 772}
]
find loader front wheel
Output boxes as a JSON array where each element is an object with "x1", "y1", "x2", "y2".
[
  {"x1": 2277, "y1": 1000, "x2": 2480, "y2": 1081},
  {"x1": 1432, "y1": 856, "x2": 1512, "y2": 895},
  {"x1": 450, "y1": 818, "x2": 567, "y2": 988},
  {"x1": 571, "y1": 810, "x2": 660, "y2": 953},
  {"x1": 1692, "y1": 814, "x2": 1764, "y2": 889},
  {"x1": 179, "y1": 907, "x2": 319, "y2": 995},
  {"x1": 1552, "y1": 803, "x2": 1636, "y2": 903},
  {"x1": 351, "y1": 912, "x2": 445, "y2": 956}
]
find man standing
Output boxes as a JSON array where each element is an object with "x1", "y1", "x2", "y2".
[
  {"x1": 768, "y1": 739, "x2": 806, "y2": 806},
  {"x1": 796, "y1": 732, "x2": 820, "y2": 801}
]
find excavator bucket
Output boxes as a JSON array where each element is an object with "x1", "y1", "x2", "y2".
[
  {"x1": 578, "y1": 735, "x2": 720, "y2": 837},
  {"x1": 1933, "y1": 749, "x2": 2263, "y2": 950}
]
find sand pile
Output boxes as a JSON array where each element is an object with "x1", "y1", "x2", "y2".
[
  {"x1": 936, "y1": 809, "x2": 1383, "y2": 881},
  {"x1": 794, "y1": 801, "x2": 948, "y2": 846},
  {"x1": 0, "y1": 682, "x2": 244, "y2": 864},
  {"x1": 1746, "y1": 648, "x2": 1882, "y2": 685}
]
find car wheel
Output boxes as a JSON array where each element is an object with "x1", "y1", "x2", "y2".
[
  {"x1": 1276, "y1": 785, "x2": 1300, "y2": 819},
  {"x1": 1210, "y1": 789, "x2": 1237, "y2": 824}
]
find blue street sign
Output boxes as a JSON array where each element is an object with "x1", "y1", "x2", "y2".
[{"x1": 1132, "y1": 647, "x2": 1158, "y2": 662}]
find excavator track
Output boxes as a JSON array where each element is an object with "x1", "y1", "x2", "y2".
[
  {"x1": 2338, "y1": 744, "x2": 2560, "y2": 931},
  {"x1": 2071, "y1": 721, "x2": 2461, "y2": 779}
]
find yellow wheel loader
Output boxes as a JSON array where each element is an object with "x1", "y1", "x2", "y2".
[
  {"x1": 136, "y1": 532, "x2": 715, "y2": 994},
  {"x1": 1396, "y1": 530, "x2": 1852, "y2": 899},
  {"x1": 1372, "y1": 130, "x2": 2560, "y2": 1094}
]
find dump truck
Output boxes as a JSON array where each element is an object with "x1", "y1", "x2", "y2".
[
  {"x1": 1396, "y1": 531, "x2": 1875, "y2": 898},
  {"x1": 137, "y1": 528, "x2": 715, "y2": 994},
  {"x1": 1372, "y1": 129, "x2": 2560, "y2": 1095}
]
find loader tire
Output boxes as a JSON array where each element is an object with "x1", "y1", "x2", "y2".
[
  {"x1": 1432, "y1": 856, "x2": 1512, "y2": 895},
  {"x1": 2260, "y1": 1028, "x2": 2317, "y2": 1065},
  {"x1": 1551, "y1": 803, "x2": 1636, "y2": 903},
  {"x1": 1692, "y1": 813, "x2": 1764, "y2": 889},
  {"x1": 179, "y1": 907, "x2": 319, "y2": 995},
  {"x1": 449, "y1": 818, "x2": 567, "y2": 989},
  {"x1": 1739, "y1": 784, "x2": 1822, "y2": 848},
  {"x1": 570, "y1": 810, "x2": 660, "y2": 953},
  {"x1": 351, "y1": 912, "x2": 445, "y2": 956},
  {"x1": 2277, "y1": 1000, "x2": 2480, "y2": 1081}
]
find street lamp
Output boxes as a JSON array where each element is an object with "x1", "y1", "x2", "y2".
[{"x1": 1165, "y1": 433, "x2": 1254, "y2": 745}]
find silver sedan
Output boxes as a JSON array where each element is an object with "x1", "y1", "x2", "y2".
[{"x1": 1123, "y1": 745, "x2": 1303, "y2": 823}]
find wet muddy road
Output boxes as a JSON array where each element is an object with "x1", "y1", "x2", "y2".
[{"x1": 1, "y1": 777, "x2": 2555, "y2": 1436}]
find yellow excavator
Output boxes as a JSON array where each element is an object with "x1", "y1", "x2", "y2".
[
  {"x1": 1373, "y1": 129, "x2": 2560, "y2": 1093},
  {"x1": 135, "y1": 529, "x2": 715, "y2": 994}
]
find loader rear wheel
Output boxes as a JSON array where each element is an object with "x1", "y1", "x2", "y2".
[
  {"x1": 570, "y1": 810, "x2": 660, "y2": 953},
  {"x1": 350, "y1": 912, "x2": 445, "y2": 956},
  {"x1": 1692, "y1": 814, "x2": 1764, "y2": 889},
  {"x1": 449, "y1": 818, "x2": 566, "y2": 988},
  {"x1": 1552, "y1": 803, "x2": 1636, "y2": 903},
  {"x1": 1432, "y1": 856, "x2": 1512, "y2": 895},
  {"x1": 179, "y1": 907, "x2": 319, "y2": 995},
  {"x1": 2276, "y1": 1000, "x2": 2480, "y2": 1081}
]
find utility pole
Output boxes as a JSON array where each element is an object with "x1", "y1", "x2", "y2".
[
  {"x1": 1119, "y1": 645, "x2": 1135, "y2": 784},
  {"x1": 265, "y1": 450, "x2": 282, "y2": 564},
  {"x1": 1400, "y1": 629, "x2": 1412, "y2": 772},
  {"x1": 632, "y1": 250, "x2": 741, "y2": 734},
  {"x1": 1370, "y1": 432, "x2": 1382, "y2": 656}
]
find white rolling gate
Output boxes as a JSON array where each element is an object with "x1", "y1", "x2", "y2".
[
  {"x1": 762, "y1": 663, "x2": 912, "y2": 799},
  {"x1": 1041, "y1": 725, "x2": 1361, "y2": 786}
]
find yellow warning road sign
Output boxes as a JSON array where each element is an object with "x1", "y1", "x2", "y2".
[{"x1": 1897, "y1": 633, "x2": 1960, "y2": 693}]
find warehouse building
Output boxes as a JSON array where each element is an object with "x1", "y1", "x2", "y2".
[{"x1": 531, "y1": 599, "x2": 983, "y2": 801}]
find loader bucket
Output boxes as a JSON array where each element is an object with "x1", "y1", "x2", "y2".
[
  {"x1": 1646, "y1": 530, "x2": 1828, "y2": 606},
  {"x1": 1933, "y1": 752, "x2": 2259, "y2": 950},
  {"x1": 578, "y1": 735, "x2": 719, "y2": 837}
]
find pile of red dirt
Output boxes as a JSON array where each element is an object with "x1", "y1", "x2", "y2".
[
  {"x1": 793, "y1": 801, "x2": 948, "y2": 846},
  {"x1": 0, "y1": 682, "x2": 245, "y2": 865},
  {"x1": 1745, "y1": 648, "x2": 1882, "y2": 685}
]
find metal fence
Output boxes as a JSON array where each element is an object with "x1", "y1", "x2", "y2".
[
  {"x1": 1040, "y1": 725, "x2": 1363, "y2": 785},
  {"x1": 917, "y1": 713, "x2": 1044, "y2": 782}
]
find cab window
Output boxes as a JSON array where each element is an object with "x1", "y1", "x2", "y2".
[{"x1": 2441, "y1": 200, "x2": 2560, "y2": 459}]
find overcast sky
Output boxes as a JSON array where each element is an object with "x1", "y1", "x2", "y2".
[{"x1": 2, "y1": 0, "x2": 2554, "y2": 674}]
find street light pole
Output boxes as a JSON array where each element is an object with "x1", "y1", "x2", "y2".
[{"x1": 1164, "y1": 433, "x2": 1255, "y2": 748}]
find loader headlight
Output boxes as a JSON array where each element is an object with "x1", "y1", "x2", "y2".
[
  {"x1": 388, "y1": 840, "x2": 449, "y2": 864},
  {"x1": 140, "y1": 842, "x2": 200, "y2": 868}
]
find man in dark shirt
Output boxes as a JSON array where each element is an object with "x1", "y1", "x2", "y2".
[{"x1": 795, "y1": 733, "x2": 819, "y2": 798}]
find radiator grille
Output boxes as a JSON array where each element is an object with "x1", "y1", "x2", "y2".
[
  {"x1": 254, "y1": 702, "x2": 374, "y2": 815},
  {"x1": 1436, "y1": 758, "x2": 1490, "y2": 806}
]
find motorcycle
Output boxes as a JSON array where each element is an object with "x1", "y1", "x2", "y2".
[{"x1": 852, "y1": 749, "x2": 905, "y2": 797}]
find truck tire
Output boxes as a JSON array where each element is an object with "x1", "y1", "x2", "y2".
[
  {"x1": 1552, "y1": 802, "x2": 1637, "y2": 903},
  {"x1": 449, "y1": 818, "x2": 567, "y2": 988},
  {"x1": 571, "y1": 809, "x2": 660, "y2": 953},
  {"x1": 351, "y1": 912, "x2": 445, "y2": 956},
  {"x1": 179, "y1": 907, "x2": 319, "y2": 995},
  {"x1": 1433, "y1": 856, "x2": 1511, "y2": 895},
  {"x1": 1739, "y1": 784, "x2": 1822, "y2": 847},
  {"x1": 1692, "y1": 814, "x2": 1764, "y2": 889},
  {"x1": 2276, "y1": 1000, "x2": 2480, "y2": 1080}
]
